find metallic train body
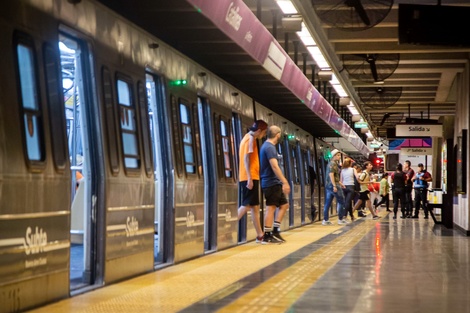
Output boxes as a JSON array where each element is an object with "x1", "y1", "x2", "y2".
[{"x1": 0, "y1": 0, "x2": 341, "y2": 311}]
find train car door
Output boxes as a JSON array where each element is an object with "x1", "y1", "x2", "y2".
[
  {"x1": 146, "y1": 72, "x2": 173, "y2": 265},
  {"x1": 209, "y1": 102, "x2": 239, "y2": 250},
  {"x1": 301, "y1": 148, "x2": 311, "y2": 224},
  {"x1": 58, "y1": 33, "x2": 101, "y2": 290},
  {"x1": 288, "y1": 142, "x2": 302, "y2": 227},
  {"x1": 168, "y1": 90, "x2": 205, "y2": 262},
  {"x1": 278, "y1": 137, "x2": 291, "y2": 230}
]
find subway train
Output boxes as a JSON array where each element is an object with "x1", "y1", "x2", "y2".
[{"x1": 0, "y1": 0, "x2": 343, "y2": 311}]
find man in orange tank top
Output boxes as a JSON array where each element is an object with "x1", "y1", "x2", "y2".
[{"x1": 238, "y1": 120, "x2": 268, "y2": 243}]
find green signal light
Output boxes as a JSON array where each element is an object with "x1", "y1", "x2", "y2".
[
  {"x1": 287, "y1": 134, "x2": 295, "y2": 140},
  {"x1": 170, "y1": 79, "x2": 187, "y2": 86}
]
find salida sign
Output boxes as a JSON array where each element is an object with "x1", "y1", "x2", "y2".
[{"x1": 396, "y1": 124, "x2": 443, "y2": 137}]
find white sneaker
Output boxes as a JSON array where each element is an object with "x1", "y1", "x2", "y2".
[
  {"x1": 322, "y1": 220, "x2": 333, "y2": 226},
  {"x1": 338, "y1": 219, "x2": 347, "y2": 225},
  {"x1": 342, "y1": 218, "x2": 350, "y2": 224}
]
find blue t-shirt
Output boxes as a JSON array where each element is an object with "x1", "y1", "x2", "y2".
[{"x1": 260, "y1": 141, "x2": 282, "y2": 188}]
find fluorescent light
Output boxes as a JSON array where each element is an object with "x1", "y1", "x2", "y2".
[
  {"x1": 347, "y1": 104, "x2": 359, "y2": 115},
  {"x1": 306, "y1": 46, "x2": 330, "y2": 69},
  {"x1": 276, "y1": 0, "x2": 298, "y2": 14},
  {"x1": 296, "y1": 23, "x2": 316, "y2": 46}
]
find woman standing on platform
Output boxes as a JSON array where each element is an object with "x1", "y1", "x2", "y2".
[
  {"x1": 340, "y1": 158, "x2": 356, "y2": 221},
  {"x1": 353, "y1": 161, "x2": 380, "y2": 220},
  {"x1": 391, "y1": 163, "x2": 407, "y2": 219}
]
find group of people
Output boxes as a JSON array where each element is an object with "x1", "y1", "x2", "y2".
[
  {"x1": 322, "y1": 150, "x2": 433, "y2": 225},
  {"x1": 237, "y1": 119, "x2": 434, "y2": 245},
  {"x1": 390, "y1": 161, "x2": 433, "y2": 219},
  {"x1": 322, "y1": 150, "x2": 381, "y2": 226}
]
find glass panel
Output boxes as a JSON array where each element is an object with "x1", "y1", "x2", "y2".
[
  {"x1": 23, "y1": 115, "x2": 41, "y2": 160},
  {"x1": 17, "y1": 44, "x2": 38, "y2": 110},
  {"x1": 184, "y1": 144, "x2": 194, "y2": 163},
  {"x1": 179, "y1": 104, "x2": 189, "y2": 124},
  {"x1": 117, "y1": 80, "x2": 131, "y2": 106}
]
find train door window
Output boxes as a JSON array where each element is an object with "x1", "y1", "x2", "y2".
[
  {"x1": 101, "y1": 67, "x2": 120, "y2": 174},
  {"x1": 192, "y1": 103, "x2": 203, "y2": 176},
  {"x1": 302, "y1": 150, "x2": 310, "y2": 186},
  {"x1": 137, "y1": 81, "x2": 153, "y2": 177},
  {"x1": 179, "y1": 102, "x2": 196, "y2": 175},
  {"x1": 14, "y1": 35, "x2": 46, "y2": 166},
  {"x1": 291, "y1": 145, "x2": 299, "y2": 184},
  {"x1": 116, "y1": 76, "x2": 140, "y2": 170},
  {"x1": 170, "y1": 95, "x2": 183, "y2": 177},
  {"x1": 43, "y1": 44, "x2": 67, "y2": 171},
  {"x1": 277, "y1": 143, "x2": 285, "y2": 175},
  {"x1": 219, "y1": 117, "x2": 233, "y2": 179}
]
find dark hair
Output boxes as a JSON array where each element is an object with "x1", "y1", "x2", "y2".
[
  {"x1": 363, "y1": 161, "x2": 371, "y2": 170},
  {"x1": 249, "y1": 120, "x2": 268, "y2": 132},
  {"x1": 396, "y1": 163, "x2": 403, "y2": 171},
  {"x1": 405, "y1": 160, "x2": 411, "y2": 167},
  {"x1": 383, "y1": 172, "x2": 388, "y2": 177}
]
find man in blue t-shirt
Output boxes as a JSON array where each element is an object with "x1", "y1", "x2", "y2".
[{"x1": 259, "y1": 125, "x2": 290, "y2": 244}]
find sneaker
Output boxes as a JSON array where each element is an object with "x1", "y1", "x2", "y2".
[
  {"x1": 424, "y1": 216, "x2": 429, "y2": 219},
  {"x1": 338, "y1": 219, "x2": 347, "y2": 225},
  {"x1": 373, "y1": 215, "x2": 381, "y2": 220},
  {"x1": 322, "y1": 220, "x2": 333, "y2": 226},
  {"x1": 400, "y1": 215, "x2": 406, "y2": 219},
  {"x1": 261, "y1": 233, "x2": 283, "y2": 244},
  {"x1": 255, "y1": 236, "x2": 263, "y2": 243},
  {"x1": 272, "y1": 231, "x2": 286, "y2": 242},
  {"x1": 393, "y1": 216, "x2": 397, "y2": 220},
  {"x1": 342, "y1": 218, "x2": 351, "y2": 224}
]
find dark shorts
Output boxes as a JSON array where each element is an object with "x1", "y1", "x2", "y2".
[
  {"x1": 263, "y1": 184, "x2": 288, "y2": 207},
  {"x1": 359, "y1": 190, "x2": 370, "y2": 201},
  {"x1": 239, "y1": 180, "x2": 260, "y2": 206}
]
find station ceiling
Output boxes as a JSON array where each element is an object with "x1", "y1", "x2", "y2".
[{"x1": 96, "y1": 0, "x2": 469, "y2": 143}]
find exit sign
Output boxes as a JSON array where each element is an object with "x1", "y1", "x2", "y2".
[{"x1": 354, "y1": 122, "x2": 368, "y2": 128}]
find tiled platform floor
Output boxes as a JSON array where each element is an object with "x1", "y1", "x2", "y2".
[{"x1": 28, "y1": 212, "x2": 470, "y2": 313}]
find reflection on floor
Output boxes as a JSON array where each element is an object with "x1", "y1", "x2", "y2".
[{"x1": 30, "y1": 212, "x2": 470, "y2": 313}]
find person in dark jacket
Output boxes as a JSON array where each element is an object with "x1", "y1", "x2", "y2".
[{"x1": 391, "y1": 163, "x2": 407, "y2": 219}]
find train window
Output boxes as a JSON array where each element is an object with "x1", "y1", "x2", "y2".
[
  {"x1": 43, "y1": 44, "x2": 67, "y2": 171},
  {"x1": 15, "y1": 38, "x2": 46, "y2": 165},
  {"x1": 277, "y1": 143, "x2": 286, "y2": 175},
  {"x1": 302, "y1": 150, "x2": 310, "y2": 185},
  {"x1": 102, "y1": 67, "x2": 120, "y2": 174},
  {"x1": 116, "y1": 77, "x2": 140, "y2": 170},
  {"x1": 192, "y1": 103, "x2": 203, "y2": 177},
  {"x1": 220, "y1": 118, "x2": 233, "y2": 178},
  {"x1": 170, "y1": 95, "x2": 183, "y2": 177},
  {"x1": 291, "y1": 145, "x2": 299, "y2": 184},
  {"x1": 137, "y1": 81, "x2": 153, "y2": 177},
  {"x1": 179, "y1": 102, "x2": 196, "y2": 174}
]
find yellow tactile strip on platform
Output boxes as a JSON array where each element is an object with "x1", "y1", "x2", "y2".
[
  {"x1": 218, "y1": 221, "x2": 379, "y2": 313},
  {"x1": 28, "y1": 216, "x2": 383, "y2": 313}
]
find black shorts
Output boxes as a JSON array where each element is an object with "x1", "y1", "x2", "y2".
[
  {"x1": 263, "y1": 184, "x2": 288, "y2": 207},
  {"x1": 239, "y1": 180, "x2": 260, "y2": 206},
  {"x1": 359, "y1": 190, "x2": 370, "y2": 201}
]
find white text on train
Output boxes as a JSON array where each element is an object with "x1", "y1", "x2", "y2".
[
  {"x1": 126, "y1": 216, "x2": 139, "y2": 237},
  {"x1": 24, "y1": 226, "x2": 47, "y2": 255},
  {"x1": 226, "y1": 2, "x2": 243, "y2": 31}
]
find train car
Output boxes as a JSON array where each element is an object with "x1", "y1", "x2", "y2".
[{"x1": 0, "y1": 0, "x2": 348, "y2": 312}]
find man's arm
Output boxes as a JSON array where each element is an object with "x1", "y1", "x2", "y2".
[{"x1": 269, "y1": 158, "x2": 290, "y2": 195}]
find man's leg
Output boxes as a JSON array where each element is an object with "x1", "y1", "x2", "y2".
[{"x1": 250, "y1": 205, "x2": 264, "y2": 238}]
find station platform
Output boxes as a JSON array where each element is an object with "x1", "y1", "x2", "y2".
[{"x1": 28, "y1": 211, "x2": 469, "y2": 313}]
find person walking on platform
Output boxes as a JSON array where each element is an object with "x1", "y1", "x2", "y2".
[
  {"x1": 259, "y1": 125, "x2": 290, "y2": 244},
  {"x1": 322, "y1": 149, "x2": 346, "y2": 225},
  {"x1": 340, "y1": 158, "x2": 356, "y2": 221},
  {"x1": 375, "y1": 172, "x2": 391, "y2": 212},
  {"x1": 411, "y1": 163, "x2": 433, "y2": 219},
  {"x1": 237, "y1": 120, "x2": 268, "y2": 243},
  {"x1": 391, "y1": 164, "x2": 407, "y2": 219},
  {"x1": 403, "y1": 160, "x2": 415, "y2": 218},
  {"x1": 353, "y1": 161, "x2": 380, "y2": 220},
  {"x1": 353, "y1": 163, "x2": 366, "y2": 217}
]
